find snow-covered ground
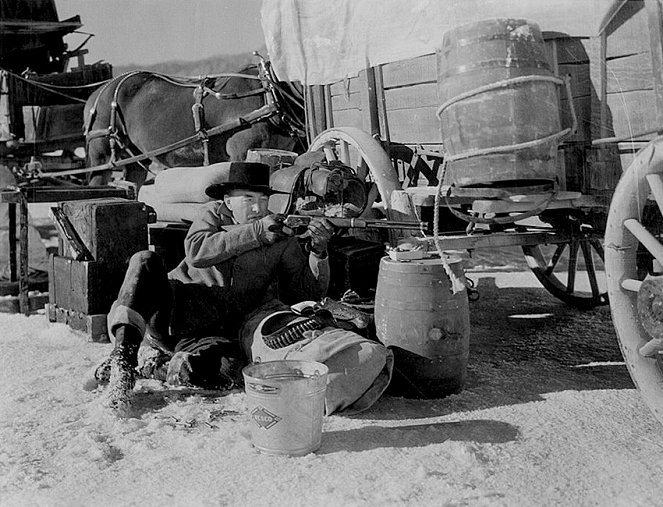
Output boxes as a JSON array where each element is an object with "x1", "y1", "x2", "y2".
[{"x1": 2, "y1": 270, "x2": 663, "y2": 506}]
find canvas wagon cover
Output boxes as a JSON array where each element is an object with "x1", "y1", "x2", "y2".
[{"x1": 261, "y1": 0, "x2": 617, "y2": 85}]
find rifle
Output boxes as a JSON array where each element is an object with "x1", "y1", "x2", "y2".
[{"x1": 281, "y1": 214, "x2": 427, "y2": 235}]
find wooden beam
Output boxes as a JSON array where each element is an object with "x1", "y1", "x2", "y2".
[
  {"x1": 645, "y1": 0, "x2": 663, "y2": 129},
  {"x1": 305, "y1": 85, "x2": 326, "y2": 141},
  {"x1": 358, "y1": 67, "x2": 380, "y2": 138}
]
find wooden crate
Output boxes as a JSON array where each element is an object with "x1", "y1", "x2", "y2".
[
  {"x1": 328, "y1": 237, "x2": 385, "y2": 299},
  {"x1": 58, "y1": 198, "x2": 148, "y2": 265},
  {"x1": 48, "y1": 198, "x2": 149, "y2": 342}
]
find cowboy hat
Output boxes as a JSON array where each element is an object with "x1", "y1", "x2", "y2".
[{"x1": 205, "y1": 162, "x2": 275, "y2": 199}]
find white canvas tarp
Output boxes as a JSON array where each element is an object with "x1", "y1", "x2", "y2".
[{"x1": 261, "y1": 0, "x2": 617, "y2": 85}]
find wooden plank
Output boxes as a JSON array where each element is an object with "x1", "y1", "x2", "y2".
[
  {"x1": 600, "y1": 31, "x2": 610, "y2": 139},
  {"x1": 329, "y1": 77, "x2": 362, "y2": 96},
  {"x1": 605, "y1": 52, "x2": 655, "y2": 93},
  {"x1": 324, "y1": 85, "x2": 334, "y2": 130},
  {"x1": 330, "y1": 91, "x2": 361, "y2": 111},
  {"x1": 585, "y1": 145, "x2": 623, "y2": 195},
  {"x1": 0, "y1": 294, "x2": 49, "y2": 314},
  {"x1": 381, "y1": 53, "x2": 437, "y2": 89},
  {"x1": 0, "y1": 186, "x2": 131, "y2": 204},
  {"x1": 386, "y1": 108, "x2": 442, "y2": 145},
  {"x1": 332, "y1": 108, "x2": 363, "y2": 130},
  {"x1": 645, "y1": 0, "x2": 663, "y2": 129},
  {"x1": 384, "y1": 82, "x2": 438, "y2": 111},
  {"x1": 375, "y1": 65, "x2": 391, "y2": 148},
  {"x1": 358, "y1": 68, "x2": 380, "y2": 136},
  {"x1": 605, "y1": 0, "x2": 650, "y2": 57},
  {"x1": 561, "y1": 95, "x2": 591, "y2": 143},
  {"x1": 545, "y1": 35, "x2": 601, "y2": 61},
  {"x1": 558, "y1": 62, "x2": 591, "y2": 98},
  {"x1": 306, "y1": 85, "x2": 327, "y2": 139},
  {"x1": 471, "y1": 191, "x2": 584, "y2": 214},
  {"x1": 603, "y1": 89, "x2": 660, "y2": 139}
]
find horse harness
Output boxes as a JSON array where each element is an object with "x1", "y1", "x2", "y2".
[{"x1": 83, "y1": 57, "x2": 305, "y2": 173}]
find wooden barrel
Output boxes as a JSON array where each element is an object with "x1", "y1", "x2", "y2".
[
  {"x1": 437, "y1": 18, "x2": 562, "y2": 197},
  {"x1": 374, "y1": 257, "x2": 470, "y2": 398}
]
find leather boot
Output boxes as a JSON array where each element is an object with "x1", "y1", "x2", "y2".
[{"x1": 104, "y1": 325, "x2": 141, "y2": 412}]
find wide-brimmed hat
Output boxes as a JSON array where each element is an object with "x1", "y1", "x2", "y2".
[{"x1": 205, "y1": 162, "x2": 275, "y2": 199}]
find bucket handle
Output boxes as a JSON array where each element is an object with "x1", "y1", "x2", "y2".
[{"x1": 436, "y1": 75, "x2": 577, "y2": 162}]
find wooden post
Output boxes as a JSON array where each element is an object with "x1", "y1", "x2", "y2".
[
  {"x1": 374, "y1": 64, "x2": 390, "y2": 154},
  {"x1": 645, "y1": 0, "x2": 663, "y2": 129},
  {"x1": 306, "y1": 85, "x2": 327, "y2": 142},
  {"x1": 359, "y1": 67, "x2": 380, "y2": 138},
  {"x1": 8, "y1": 202, "x2": 16, "y2": 282},
  {"x1": 323, "y1": 84, "x2": 334, "y2": 130},
  {"x1": 599, "y1": 30, "x2": 609, "y2": 139},
  {"x1": 18, "y1": 191, "x2": 29, "y2": 315}
]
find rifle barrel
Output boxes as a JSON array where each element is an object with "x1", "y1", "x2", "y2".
[{"x1": 327, "y1": 217, "x2": 426, "y2": 230}]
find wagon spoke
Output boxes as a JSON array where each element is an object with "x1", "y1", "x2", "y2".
[
  {"x1": 621, "y1": 279, "x2": 642, "y2": 292},
  {"x1": 339, "y1": 140, "x2": 351, "y2": 165},
  {"x1": 580, "y1": 240, "x2": 600, "y2": 297},
  {"x1": 624, "y1": 218, "x2": 663, "y2": 268},
  {"x1": 566, "y1": 240, "x2": 579, "y2": 293},
  {"x1": 357, "y1": 160, "x2": 369, "y2": 181},
  {"x1": 590, "y1": 239, "x2": 605, "y2": 259},
  {"x1": 646, "y1": 173, "x2": 663, "y2": 217},
  {"x1": 322, "y1": 141, "x2": 337, "y2": 162},
  {"x1": 546, "y1": 243, "x2": 567, "y2": 275}
]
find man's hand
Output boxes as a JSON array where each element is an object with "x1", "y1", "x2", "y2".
[
  {"x1": 255, "y1": 214, "x2": 293, "y2": 245},
  {"x1": 304, "y1": 217, "x2": 334, "y2": 255}
]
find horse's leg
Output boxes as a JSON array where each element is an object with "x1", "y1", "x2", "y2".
[
  {"x1": 86, "y1": 137, "x2": 113, "y2": 186},
  {"x1": 124, "y1": 163, "x2": 148, "y2": 192}
]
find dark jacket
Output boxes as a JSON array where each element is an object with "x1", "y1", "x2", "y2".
[{"x1": 168, "y1": 201, "x2": 329, "y2": 308}]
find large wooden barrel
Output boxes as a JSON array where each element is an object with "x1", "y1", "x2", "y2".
[
  {"x1": 374, "y1": 257, "x2": 470, "y2": 398},
  {"x1": 437, "y1": 18, "x2": 562, "y2": 197}
]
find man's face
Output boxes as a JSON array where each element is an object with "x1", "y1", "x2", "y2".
[{"x1": 223, "y1": 189, "x2": 270, "y2": 224}]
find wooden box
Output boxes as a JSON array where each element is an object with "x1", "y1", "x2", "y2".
[
  {"x1": 49, "y1": 198, "x2": 149, "y2": 342},
  {"x1": 48, "y1": 256, "x2": 112, "y2": 315},
  {"x1": 58, "y1": 198, "x2": 148, "y2": 264},
  {"x1": 328, "y1": 237, "x2": 385, "y2": 299}
]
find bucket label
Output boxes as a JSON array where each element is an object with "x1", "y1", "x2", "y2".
[{"x1": 251, "y1": 406, "x2": 282, "y2": 429}]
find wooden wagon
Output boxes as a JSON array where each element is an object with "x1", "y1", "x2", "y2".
[
  {"x1": 0, "y1": 0, "x2": 112, "y2": 176},
  {"x1": 260, "y1": 0, "x2": 663, "y2": 423},
  {"x1": 0, "y1": 0, "x2": 134, "y2": 316}
]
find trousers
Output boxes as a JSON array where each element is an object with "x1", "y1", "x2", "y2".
[{"x1": 107, "y1": 250, "x2": 246, "y2": 388}]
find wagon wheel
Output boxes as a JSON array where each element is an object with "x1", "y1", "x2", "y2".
[
  {"x1": 309, "y1": 127, "x2": 401, "y2": 217},
  {"x1": 605, "y1": 136, "x2": 663, "y2": 425},
  {"x1": 522, "y1": 212, "x2": 608, "y2": 309}
]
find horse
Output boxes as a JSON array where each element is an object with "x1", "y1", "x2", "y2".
[{"x1": 83, "y1": 61, "x2": 307, "y2": 189}]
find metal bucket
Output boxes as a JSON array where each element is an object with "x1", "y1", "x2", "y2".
[
  {"x1": 374, "y1": 256, "x2": 470, "y2": 398},
  {"x1": 437, "y1": 18, "x2": 562, "y2": 197},
  {"x1": 243, "y1": 360, "x2": 328, "y2": 456}
]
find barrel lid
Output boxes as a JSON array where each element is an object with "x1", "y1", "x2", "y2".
[{"x1": 441, "y1": 18, "x2": 543, "y2": 49}]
